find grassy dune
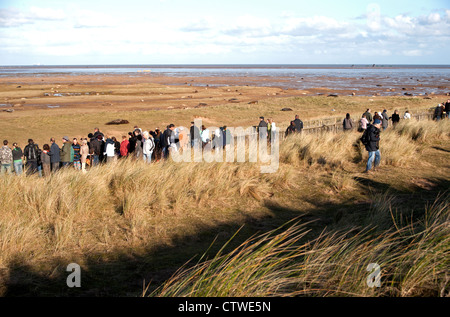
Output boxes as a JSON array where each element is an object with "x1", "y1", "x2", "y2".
[{"x1": 0, "y1": 119, "x2": 449, "y2": 296}]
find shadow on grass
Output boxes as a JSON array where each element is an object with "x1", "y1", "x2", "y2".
[{"x1": 1, "y1": 177, "x2": 449, "y2": 297}]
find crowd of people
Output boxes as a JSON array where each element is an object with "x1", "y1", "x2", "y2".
[
  {"x1": 0, "y1": 102, "x2": 447, "y2": 176},
  {"x1": 0, "y1": 122, "x2": 246, "y2": 176}
]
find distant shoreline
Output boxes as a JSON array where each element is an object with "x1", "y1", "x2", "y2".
[{"x1": 1, "y1": 64, "x2": 450, "y2": 69}]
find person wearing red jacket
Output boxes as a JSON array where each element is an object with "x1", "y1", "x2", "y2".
[{"x1": 120, "y1": 135, "x2": 130, "y2": 158}]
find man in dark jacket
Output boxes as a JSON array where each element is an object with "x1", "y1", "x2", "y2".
[
  {"x1": 445, "y1": 99, "x2": 450, "y2": 119},
  {"x1": 190, "y1": 122, "x2": 201, "y2": 147},
  {"x1": 293, "y1": 115, "x2": 303, "y2": 133},
  {"x1": 364, "y1": 119, "x2": 382, "y2": 173},
  {"x1": 49, "y1": 137, "x2": 61, "y2": 172},
  {"x1": 89, "y1": 135, "x2": 103, "y2": 166},
  {"x1": 390, "y1": 110, "x2": 400, "y2": 128},
  {"x1": 363, "y1": 109, "x2": 373, "y2": 123},
  {"x1": 23, "y1": 139, "x2": 40, "y2": 175},
  {"x1": 257, "y1": 117, "x2": 268, "y2": 139}
]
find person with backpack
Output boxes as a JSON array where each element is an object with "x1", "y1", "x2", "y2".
[
  {"x1": 60, "y1": 136, "x2": 72, "y2": 167},
  {"x1": 12, "y1": 142, "x2": 24, "y2": 175},
  {"x1": 142, "y1": 131, "x2": 155, "y2": 163},
  {"x1": 0, "y1": 140, "x2": 13, "y2": 175},
  {"x1": 23, "y1": 139, "x2": 40, "y2": 175},
  {"x1": 361, "y1": 119, "x2": 382, "y2": 173}
]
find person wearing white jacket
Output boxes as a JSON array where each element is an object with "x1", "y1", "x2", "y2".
[
  {"x1": 142, "y1": 131, "x2": 155, "y2": 163},
  {"x1": 104, "y1": 137, "x2": 116, "y2": 163}
]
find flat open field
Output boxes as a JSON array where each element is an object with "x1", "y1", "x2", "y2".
[{"x1": 0, "y1": 73, "x2": 446, "y2": 146}]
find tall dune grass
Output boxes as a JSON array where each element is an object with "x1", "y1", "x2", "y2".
[
  {"x1": 150, "y1": 195, "x2": 449, "y2": 297},
  {"x1": 0, "y1": 119, "x2": 448, "y2": 296}
]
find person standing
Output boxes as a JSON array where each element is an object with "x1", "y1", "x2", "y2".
[
  {"x1": 433, "y1": 103, "x2": 443, "y2": 121},
  {"x1": 363, "y1": 109, "x2": 373, "y2": 123},
  {"x1": 200, "y1": 125, "x2": 210, "y2": 149},
  {"x1": 178, "y1": 127, "x2": 188, "y2": 153},
  {"x1": 23, "y1": 139, "x2": 40, "y2": 175},
  {"x1": 72, "y1": 138, "x2": 81, "y2": 170},
  {"x1": 190, "y1": 122, "x2": 201, "y2": 148},
  {"x1": 41, "y1": 144, "x2": 51, "y2": 176},
  {"x1": 134, "y1": 134, "x2": 143, "y2": 160},
  {"x1": 293, "y1": 115, "x2": 303, "y2": 133},
  {"x1": 364, "y1": 119, "x2": 382, "y2": 173},
  {"x1": 112, "y1": 137, "x2": 121, "y2": 159},
  {"x1": 381, "y1": 110, "x2": 389, "y2": 130},
  {"x1": 222, "y1": 126, "x2": 232, "y2": 151},
  {"x1": 120, "y1": 135, "x2": 130, "y2": 158},
  {"x1": 89, "y1": 135, "x2": 103, "y2": 166},
  {"x1": 104, "y1": 137, "x2": 116, "y2": 163},
  {"x1": 60, "y1": 136, "x2": 72, "y2": 167},
  {"x1": 285, "y1": 121, "x2": 297, "y2": 137},
  {"x1": 142, "y1": 131, "x2": 155, "y2": 163},
  {"x1": 49, "y1": 137, "x2": 61, "y2": 172},
  {"x1": 0, "y1": 140, "x2": 13, "y2": 175},
  {"x1": 343, "y1": 113, "x2": 354, "y2": 131},
  {"x1": 359, "y1": 114, "x2": 369, "y2": 132},
  {"x1": 444, "y1": 99, "x2": 450, "y2": 119},
  {"x1": 391, "y1": 110, "x2": 400, "y2": 128},
  {"x1": 12, "y1": 143, "x2": 23, "y2": 175},
  {"x1": 403, "y1": 110, "x2": 411, "y2": 120},
  {"x1": 80, "y1": 139, "x2": 89, "y2": 173},
  {"x1": 257, "y1": 116, "x2": 268, "y2": 140}
]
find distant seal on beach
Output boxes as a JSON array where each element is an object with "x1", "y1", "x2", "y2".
[{"x1": 106, "y1": 119, "x2": 129, "y2": 125}]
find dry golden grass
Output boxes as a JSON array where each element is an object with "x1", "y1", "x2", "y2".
[{"x1": 0, "y1": 118, "x2": 448, "y2": 296}]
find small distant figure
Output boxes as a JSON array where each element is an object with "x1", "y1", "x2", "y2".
[
  {"x1": 142, "y1": 131, "x2": 155, "y2": 163},
  {"x1": 433, "y1": 103, "x2": 443, "y2": 121},
  {"x1": 363, "y1": 109, "x2": 373, "y2": 123},
  {"x1": 358, "y1": 114, "x2": 369, "y2": 132},
  {"x1": 343, "y1": 113, "x2": 354, "y2": 131},
  {"x1": 390, "y1": 110, "x2": 400, "y2": 128},
  {"x1": 258, "y1": 116, "x2": 268, "y2": 139},
  {"x1": 60, "y1": 136, "x2": 72, "y2": 167},
  {"x1": 80, "y1": 139, "x2": 90, "y2": 173},
  {"x1": 381, "y1": 110, "x2": 389, "y2": 130},
  {"x1": 23, "y1": 139, "x2": 40, "y2": 175},
  {"x1": 49, "y1": 137, "x2": 60, "y2": 172},
  {"x1": 72, "y1": 138, "x2": 81, "y2": 170},
  {"x1": 120, "y1": 135, "x2": 130, "y2": 158},
  {"x1": 40, "y1": 144, "x2": 51, "y2": 176},
  {"x1": 200, "y1": 125, "x2": 210, "y2": 149},
  {"x1": 403, "y1": 110, "x2": 411, "y2": 120},
  {"x1": 293, "y1": 115, "x2": 303, "y2": 133},
  {"x1": 12, "y1": 142, "x2": 24, "y2": 175},
  {"x1": 444, "y1": 99, "x2": 450, "y2": 119},
  {"x1": 285, "y1": 121, "x2": 297, "y2": 137},
  {"x1": 0, "y1": 140, "x2": 13, "y2": 175},
  {"x1": 373, "y1": 111, "x2": 382, "y2": 121}
]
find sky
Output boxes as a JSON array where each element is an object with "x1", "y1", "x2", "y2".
[{"x1": 0, "y1": 0, "x2": 449, "y2": 65}]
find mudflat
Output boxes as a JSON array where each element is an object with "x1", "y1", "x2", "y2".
[{"x1": 0, "y1": 73, "x2": 446, "y2": 147}]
